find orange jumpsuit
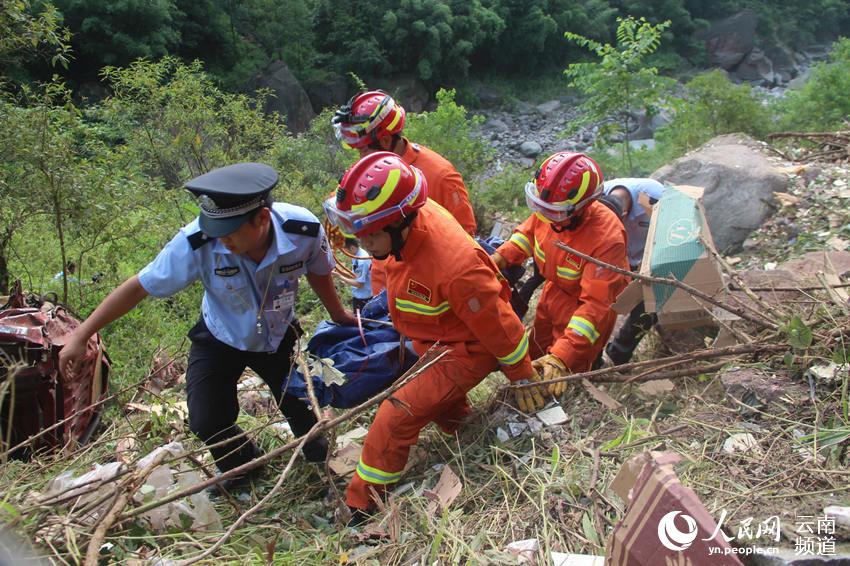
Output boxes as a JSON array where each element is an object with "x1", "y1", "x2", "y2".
[
  {"x1": 346, "y1": 200, "x2": 532, "y2": 510},
  {"x1": 495, "y1": 202, "x2": 629, "y2": 371},
  {"x1": 369, "y1": 140, "x2": 478, "y2": 295}
]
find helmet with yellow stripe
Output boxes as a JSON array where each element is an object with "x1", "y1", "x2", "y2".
[
  {"x1": 332, "y1": 90, "x2": 406, "y2": 150},
  {"x1": 524, "y1": 152, "x2": 603, "y2": 226},
  {"x1": 324, "y1": 151, "x2": 427, "y2": 237}
]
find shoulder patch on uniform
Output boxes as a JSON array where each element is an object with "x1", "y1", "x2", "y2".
[
  {"x1": 215, "y1": 266, "x2": 240, "y2": 277},
  {"x1": 282, "y1": 219, "x2": 320, "y2": 238},
  {"x1": 187, "y1": 230, "x2": 215, "y2": 250},
  {"x1": 279, "y1": 261, "x2": 303, "y2": 274},
  {"x1": 407, "y1": 279, "x2": 432, "y2": 303}
]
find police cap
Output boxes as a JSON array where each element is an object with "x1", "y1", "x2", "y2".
[{"x1": 184, "y1": 163, "x2": 278, "y2": 238}]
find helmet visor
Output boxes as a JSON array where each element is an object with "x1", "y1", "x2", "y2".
[
  {"x1": 324, "y1": 169, "x2": 423, "y2": 236},
  {"x1": 524, "y1": 181, "x2": 601, "y2": 223},
  {"x1": 524, "y1": 181, "x2": 575, "y2": 222},
  {"x1": 332, "y1": 96, "x2": 395, "y2": 145}
]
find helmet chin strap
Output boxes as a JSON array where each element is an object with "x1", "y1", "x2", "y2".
[{"x1": 379, "y1": 210, "x2": 418, "y2": 260}]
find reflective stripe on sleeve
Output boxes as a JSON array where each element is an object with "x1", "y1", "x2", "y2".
[
  {"x1": 395, "y1": 298, "x2": 451, "y2": 316},
  {"x1": 497, "y1": 331, "x2": 529, "y2": 366},
  {"x1": 568, "y1": 315, "x2": 600, "y2": 343},
  {"x1": 509, "y1": 232, "x2": 532, "y2": 255}
]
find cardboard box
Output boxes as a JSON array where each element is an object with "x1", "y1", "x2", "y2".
[{"x1": 612, "y1": 185, "x2": 725, "y2": 330}]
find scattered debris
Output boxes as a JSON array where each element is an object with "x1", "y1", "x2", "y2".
[
  {"x1": 723, "y1": 432, "x2": 761, "y2": 455},
  {"x1": 551, "y1": 554, "x2": 605, "y2": 566},
  {"x1": 328, "y1": 443, "x2": 361, "y2": 476},
  {"x1": 536, "y1": 404, "x2": 569, "y2": 426},
  {"x1": 505, "y1": 538, "x2": 539, "y2": 563},
  {"x1": 806, "y1": 363, "x2": 848, "y2": 383},
  {"x1": 336, "y1": 426, "x2": 369, "y2": 445},
  {"x1": 824, "y1": 506, "x2": 850, "y2": 528},
  {"x1": 637, "y1": 379, "x2": 675, "y2": 396},
  {"x1": 582, "y1": 379, "x2": 622, "y2": 410},
  {"x1": 423, "y1": 465, "x2": 462, "y2": 514},
  {"x1": 133, "y1": 442, "x2": 222, "y2": 532}
]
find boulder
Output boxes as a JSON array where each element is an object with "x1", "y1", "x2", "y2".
[
  {"x1": 372, "y1": 74, "x2": 429, "y2": 112},
  {"x1": 763, "y1": 43, "x2": 800, "y2": 83},
  {"x1": 652, "y1": 133, "x2": 789, "y2": 252},
  {"x1": 252, "y1": 60, "x2": 316, "y2": 133},
  {"x1": 733, "y1": 47, "x2": 777, "y2": 85},
  {"x1": 483, "y1": 118, "x2": 509, "y2": 133},
  {"x1": 303, "y1": 73, "x2": 351, "y2": 113},
  {"x1": 696, "y1": 9, "x2": 758, "y2": 70},
  {"x1": 536, "y1": 100, "x2": 561, "y2": 114},
  {"x1": 519, "y1": 141, "x2": 543, "y2": 158},
  {"x1": 468, "y1": 81, "x2": 503, "y2": 108}
]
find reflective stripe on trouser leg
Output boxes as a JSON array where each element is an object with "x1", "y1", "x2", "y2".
[{"x1": 345, "y1": 350, "x2": 492, "y2": 510}]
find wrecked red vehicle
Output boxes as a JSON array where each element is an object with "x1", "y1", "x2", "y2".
[{"x1": 0, "y1": 281, "x2": 109, "y2": 458}]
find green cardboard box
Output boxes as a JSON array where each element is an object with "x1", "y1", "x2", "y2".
[{"x1": 612, "y1": 185, "x2": 725, "y2": 330}]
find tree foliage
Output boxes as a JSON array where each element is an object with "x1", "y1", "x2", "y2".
[
  {"x1": 775, "y1": 38, "x2": 850, "y2": 131},
  {"x1": 655, "y1": 69, "x2": 770, "y2": 155},
  {"x1": 564, "y1": 16, "x2": 675, "y2": 172}
]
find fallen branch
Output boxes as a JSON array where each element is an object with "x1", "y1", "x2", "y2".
[
  {"x1": 510, "y1": 342, "x2": 787, "y2": 390},
  {"x1": 554, "y1": 241, "x2": 778, "y2": 330},
  {"x1": 119, "y1": 345, "x2": 449, "y2": 521}
]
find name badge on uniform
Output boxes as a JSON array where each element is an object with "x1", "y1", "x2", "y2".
[
  {"x1": 279, "y1": 261, "x2": 303, "y2": 274},
  {"x1": 274, "y1": 289, "x2": 296, "y2": 311}
]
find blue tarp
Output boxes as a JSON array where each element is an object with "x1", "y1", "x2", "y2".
[{"x1": 286, "y1": 290, "x2": 419, "y2": 408}]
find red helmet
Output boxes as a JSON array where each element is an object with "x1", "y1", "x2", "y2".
[
  {"x1": 323, "y1": 152, "x2": 427, "y2": 237},
  {"x1": 524, "y1": 152, "x2": 603, "y2": 223},
  {"x1": 332, "y1": 90, "x2": 406, "y2": 149}
]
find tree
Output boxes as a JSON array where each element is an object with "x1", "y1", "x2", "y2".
[
  {"x1": 0, "y1": 0, "x2": 71, "y2": 86},
  {"x1": 0, "y1": 83, "x2": 147, "y2": 302},
  {"x1": 51, "y1": 0, "x2": 180, "y2": 80},
  {"x1": 564, "y1": 16, "x2": 674, "y2": 173}
]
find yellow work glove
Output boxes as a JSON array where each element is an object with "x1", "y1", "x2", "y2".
[
  {"x1": 513, "y1": 369, "x2": 547, "y2": 413},
  {"x1": 532, "y1": 354, "x2": 568, "y2": 397}
]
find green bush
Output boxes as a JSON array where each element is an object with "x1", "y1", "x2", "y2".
[
  {"x1": 774, "y1": 37, "x2": 850, "y2": 131},
  {"x1": 655, "y1": 69, "x2": 770, "y2": 156},
  {"x1": 404, "y1": 88, "x2": 492, "y2": 181}
]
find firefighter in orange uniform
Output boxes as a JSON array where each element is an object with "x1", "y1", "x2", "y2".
[
  {"x1": 323, "y1": 152, "x2": 551, "y2": 524},
  {"x1": 492, "y1": 153, "x2": 629, "y2": 391},
  {"x1": 332, "y1": 90, "x2": 478, "y2": 296}
]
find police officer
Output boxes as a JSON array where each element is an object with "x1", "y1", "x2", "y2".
[
  {"x1": 598, "y1": 177, "x2": 666, "y2": 365},
  {"x1": 59, "y1": 163, "x2": 355, "y2": 493}
]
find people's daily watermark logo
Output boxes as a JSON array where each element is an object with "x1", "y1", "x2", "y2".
[
  {"x1": 657, "y1": 510, "x2": 837, "y2": 558},
  {"x1": 658, "y1": 511, "x2": 699, "y2": 551}
]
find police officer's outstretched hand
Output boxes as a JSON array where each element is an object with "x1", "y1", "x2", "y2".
[
  {"x1": 513, "y1": 369, "x2": 547, "y2": 413},
  {"x1": 532, "y1": 354, "x2": 568, "y2": 397},
  {"x1": 59, "y1": 334, "x2": 88, "y2": 377}
]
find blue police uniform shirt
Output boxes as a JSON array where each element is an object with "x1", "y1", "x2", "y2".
[
  {"x1": 351, "y1": 247, "x2": 372, "y2": 300},
  {"x1": 602, "y1": 178, "x2": 666, "y2": 269},
  {"x1": 138, "y1": 203, "x2": 334, "y2": 352}
]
